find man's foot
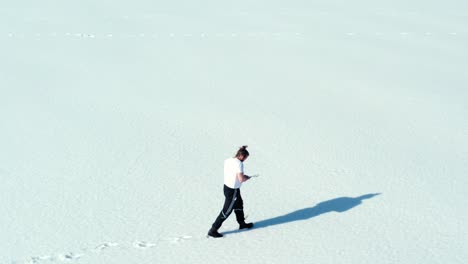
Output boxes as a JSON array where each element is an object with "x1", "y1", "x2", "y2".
[
  {"x1": 239, "y1": 222, "x2": 254, "y2": 230},
  {"x1": 207, "y1": 228, "x2": 223, "y2": 238}
]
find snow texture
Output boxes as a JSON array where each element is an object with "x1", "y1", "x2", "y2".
[{"x1": 1, "y1": 1, "x2": 467, "y2": 263}]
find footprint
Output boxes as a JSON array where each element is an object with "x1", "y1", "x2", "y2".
[
  {"x1": 94, "y1": 242, "x2": 119, "y2": 252},
  {"x1": 57, "y1": 252, "x2": 83, "y2": 261},
  {"x1": 27, "y1": 252, "x2": 84, "y2": 262},
  {"x1": 25, "y1": 257, "x2": 41, "y2": 264},
  {"x1": 14, "y1": 235, "x2": 197, "y2": 264},
  {"x1": 23, "y1": 254, "x2": 55, "y2": 264},
  {"x1": 172, "y1": 235, "x2": 193, "y2": 243},
  {"x1": 133, "y1": 241, "x2": 157, "y2": 249},
  {"x1": 160, "y1": 235, "x2": 193, "y2": 243}
]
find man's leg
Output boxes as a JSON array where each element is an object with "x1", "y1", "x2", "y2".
[
  {"x1": 234, "y1": 191, "x2": 254, "y2": 229},
  {"x1": 211, "y1": 186, "x2": 237, "y2": 230},
  {"x1": 234, "y1": 192, "x2": 246, "y2": 224}
]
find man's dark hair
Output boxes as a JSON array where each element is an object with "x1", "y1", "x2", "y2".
[{"x1": 235, "y1": 145, "x2": 249, "y2": 158}]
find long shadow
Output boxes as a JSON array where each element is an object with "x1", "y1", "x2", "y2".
[{"x1": 223, "y1": 193, "x2": 381, "y2": 235}]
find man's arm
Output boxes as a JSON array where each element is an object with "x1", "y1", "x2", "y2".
[{"x1": 237, "y1": 172, "x2": 251, "y2": 183}]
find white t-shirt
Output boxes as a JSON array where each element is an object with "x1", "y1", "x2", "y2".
[{"x1": 224, "y1": 157, "x2": 244, "y2": 189}]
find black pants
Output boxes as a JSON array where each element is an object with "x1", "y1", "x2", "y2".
[{"x1": 211, "y1": 185, "x2": 246, "y2": 230}]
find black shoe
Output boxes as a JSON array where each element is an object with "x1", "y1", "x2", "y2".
[
  {"x1": 239, "y1": 222, "x2": 254, "y2": 230},
  {"x1": 207, "y1": 228, "x2": 223, "y2": 238}
]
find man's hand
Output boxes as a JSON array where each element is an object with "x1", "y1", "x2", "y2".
[{"x1": 237, "y1": 172, "x2": 250, "y2": 182}]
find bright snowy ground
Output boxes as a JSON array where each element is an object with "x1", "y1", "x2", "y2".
[{"x1": 1, "y1": 1, "x2": 467, "y2": 264}]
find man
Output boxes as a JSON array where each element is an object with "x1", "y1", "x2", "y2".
[{"x1": 207, "y1": 145, "x2": 254, "y2": 238}]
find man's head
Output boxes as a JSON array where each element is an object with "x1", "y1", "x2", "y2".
[{"x1": 235, "y1": 145, "x2": 250, "y2": 161}]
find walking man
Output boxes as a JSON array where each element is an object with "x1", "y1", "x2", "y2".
[{"x1": 207, "y1": 145, "x2": 255, "y2": 238}]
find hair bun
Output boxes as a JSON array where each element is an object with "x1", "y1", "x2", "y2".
[{"x1": 235, "y1": 145, "x2": 250, "y2": 158}]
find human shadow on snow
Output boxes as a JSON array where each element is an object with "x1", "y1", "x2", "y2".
[{"x1": 223, "y1": 193, "x2": 381, "y2": 235}]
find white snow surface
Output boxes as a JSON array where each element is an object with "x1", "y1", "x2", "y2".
[{"x1": 1, "y1": 1, "x2": 468, "y2": 263}]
